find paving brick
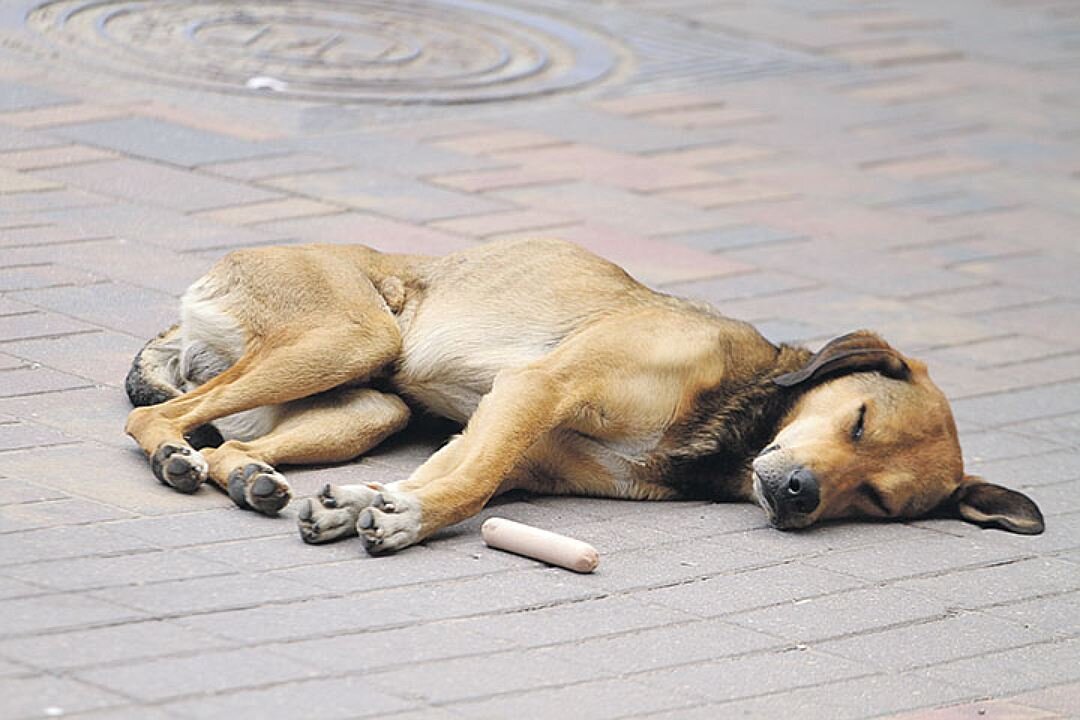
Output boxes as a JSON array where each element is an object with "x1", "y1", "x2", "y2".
[
  {"x1": 0, "y1": 442, "x2": 233, "y2": 516},
  {"x1": 366, "y1": 647, "x2": 591, "y2": 704},
  {"x1": 895, "y1": 558, "x2": 1080, "y2": 609},
  {"x1": 920, "y1": 639, "x2": 1080, "y2": 696},
  {"x1": 91, "y1": 572, "x2": 320, "y2": 616},
  {"x1": 0, "y1": 674, "x2": 128, "y2": 720},
  {"x1": 886, "y1": 699, "x2": 1060, "y2": 720},
  {"x1": 644, "y1": 105, "x2": 774, "y2": 129},
  {"x1": 1007, "y1": 681, "x2": 1080, "y2": 716},
  {"x1": 0, "y1": 188, "x2": 111, "y2": 213},
  {"x1": 449, "y1": 677, "x2": 698, "y2": 719},
  {"x1": 726, "y1": 585, "x2": 953, "y2": 643},
  {"x1": 3, "y1": 549, "x2": 233, "y2": 593},
  {"x1": 666, "y1": 224, "x2": 804, "y2": 252},
  {"x1": 287, "y1": 131, "x2": 504, "y2": 176},
  {"x1": 659, "y1": 180, "x2": 799, "y2": 208},
  {"x1": 0, "y1": 263, "x2": 101, "y2": 290},
  {"x1": 951, "y1": 381, "x2": 1080, "y2": 428},
  {"x1": 0, "y1": 592, "x2": 143, "y2": 638},
  {"x1": 52, "y1": 117, "x2": 275, "y2": 167},
  {"x1": 591, "y1": 92, "x2": 723, "y2": 116},
  {"x1": 0, "y1": 166, "x2": 63, "y2": 194},
  {"x1": 200, "y1": 152, "x2": 348, "y2": 181},
  {"x1": 0, "y1": 102, "x2": 133, "y2": 129},
  {"x1": 0, "y1": 577, "x2": 41, "y2": 602},
  {"x1": 702, "y1": 672, "x2": 975, "y2": 720},
  {"x1": 803, "y1": 534, "x2": 1027, "y2": 582},
  {"x1": 262, "y1": 169, "x2": 509, "y2": 222},
  {"x1": 0, "y1": 81, "x2": 73, "y2": 113},
  {"x1": 642, "y1": 647, "x2": 873, "y2": 704},
  {"x1": 0, "y1": 522, "x2": 155, "y2": 566},
  {"x1": 271, "y1": 619, "x2": 514, "y2": 674},
  {"x1": 984, "y1": 590, "x2": 1080, "y2": 637},
  {"x1": 0, "y1": 496, "x2": 131, "y2": 532},
  {"x1": 646, "y1": 142, "x2": 779, "y2": 168},
  {"x1": 183, "y1": 533, "x2": 361, "y2": 573},
  {"x1": 429, "y1": 209, "x2": 574, "y2": 238},
  {"x1": 0, "y1": 144, "x2": 116, "y2": 170},
  {"x1": 74, "y1": 646, "x2": 322, "y2": 703},
  {"x1": 194, "y1": 197, "x2": 341, "y2": 226},
  {"x1": 640, "y1": 562, "x2": 866, "y2": 618},
  {"x1": 113, "y1": 507, "x2": 292, "y2": 549},
  {"x1": 0, "y1": 477, "x2": 67, "y2": 505},
  {"x1": 11, "y1": 281, "x2": 176, "y2": 338},
  {"x1": 3, "y1": 330, "x2": 145, "y2": 387},
  {"x1": 253, "y1": 212, "x2": 475, "y2": 255},
  {"x1": 825, "y1": 40, "x2": 964, "y2": 67},
  {"x1": 494, "y1": 183, "x2": 729, "y2": 236},
  {"x1": 35, "y1": 159, "x2": 280, "y2": 212},
  {"x1": 844, "y1": 77, "x2": 960, "y2": 105},
  {"x1": 0, "y1": 619, "x2": 233, "y2": 672},
  {"x1": 0, "y1": 128, "x2": 61, "y2": 152},
  {"x1": 431, "y1": 129, "x2": 566, "y2": 155},
  {"x1": 427, "y1": 165, "x2": 575, "y2": 193},
  {"x1": 161, "y1": 676, "x2": 417, "y2": 720},
  {"x1": 543, "y1": 618, "x2": 783, "y2": 675},
  {"x1": 0, "y1": 419, "x2": 78, "y2": 452},
  {"x1": 0, "y1": 364, "x2": 93, "y2": 398},
  {"x1": 817, "y1": 611, "x2": 1057, "y2": 672}
]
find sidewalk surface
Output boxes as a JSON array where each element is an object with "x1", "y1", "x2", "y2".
[{"x1": 2, "y1": 1, "x2": 1080, "y2": 718}]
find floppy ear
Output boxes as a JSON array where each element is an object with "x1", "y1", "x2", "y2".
[
  {"x1": 952, "y1": 476, "x2": 1044, "y2": 534},
  {"x1": 775, "y1": 330, "x2": 910, "y2": 388}
]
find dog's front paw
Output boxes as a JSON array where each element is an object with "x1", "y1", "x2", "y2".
[
  {"x1": 297, "y1": 483, "x2": 380, "y2": 544},
  {"x1": 227, "y1": 462, "x2": 292, "y2": 515},
  {"x1": 151, "y1": 443, "x2": 208, "y2": 494},
  {"x1": 357, "y1": 490, "x2": 422, "y2": 554}
]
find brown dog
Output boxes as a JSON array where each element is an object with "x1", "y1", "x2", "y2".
[{"x1": 124, "y1": 239, "x2": 1043, "y2": 552}]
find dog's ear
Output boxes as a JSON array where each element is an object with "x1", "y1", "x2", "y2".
[
  {"x1": 775, "y1": 331, "x2": 910, "y2": 388},
  {"x1": 949, "y1": 475, "x2": 1044, "y2": 534}
]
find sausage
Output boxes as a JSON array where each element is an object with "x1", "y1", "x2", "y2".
[{"x1": 481, "y1": 517, "x2": 600, "y2": 573}]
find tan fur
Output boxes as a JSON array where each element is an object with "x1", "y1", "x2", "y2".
[{"x1": 125, "y1": 238, "x2": 1043, "y2": 551}]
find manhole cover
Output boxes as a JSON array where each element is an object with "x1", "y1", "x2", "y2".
[{"x1": 27, "y1": 0, "x2": 620, "y2": 104}]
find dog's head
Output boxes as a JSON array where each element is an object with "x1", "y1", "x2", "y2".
[{"x1": 752, "y1": 331, "x2": 1043, "y2": 534}]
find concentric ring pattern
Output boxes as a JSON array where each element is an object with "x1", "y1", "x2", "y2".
[{"x1": 26, "y1": 0, "x2": 620, "y2": 103}]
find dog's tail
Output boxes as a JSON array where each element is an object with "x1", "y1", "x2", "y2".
[{"x1": 125, "y1": 324, "x2": 185, "y2": 407}]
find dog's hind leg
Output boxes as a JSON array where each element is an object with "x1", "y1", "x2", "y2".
[
  {"x1": 199, "y1": 386, "x2": 410, "y2": 516},
  {"x1": 125, "y1": 310, "x2": 402, "y2": 511}
]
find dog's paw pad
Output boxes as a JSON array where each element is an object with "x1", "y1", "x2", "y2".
[
  {"x1": 227, "y1": 463, "x2": 291, "y2": 515},
  {"x1": 297, "y1": 497, "x2": 360, "y2": 544},
  {"x1": 151, "y1": 443, "x2": 208, "y2": 494},
  {"x1": 357, "y1": 491, "x2": 422, "y2": 555}
]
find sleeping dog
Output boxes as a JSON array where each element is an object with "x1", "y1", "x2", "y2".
[{"x1": 125, "y1": 239, "x2": 1043, "y2": 552}]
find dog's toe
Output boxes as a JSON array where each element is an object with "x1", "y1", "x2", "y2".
[
  {"x1": 227, "y1": 463, "x2": 291, "y2": 515},
  {"x1": 151, "y1": 443, "x2": 208, "y2": 494},
  {"x1": 297, "y1": 497, "x2": 360, "y2": 544},
  {"x1": 357, "y1": 491, "x2": 422, "y2": 555}
]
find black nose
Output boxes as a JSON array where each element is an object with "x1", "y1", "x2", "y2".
[{"x1": 782, "y1": 467, "x2": 820, "y2": 515}]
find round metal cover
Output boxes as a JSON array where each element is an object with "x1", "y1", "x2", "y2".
[{"x1": 27, "y1": 0, "x2": 621, "y2": 104}]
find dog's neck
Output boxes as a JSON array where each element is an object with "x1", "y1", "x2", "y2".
[{"x1": 658, "y1": 343, "x2": 814, "y2": 501}]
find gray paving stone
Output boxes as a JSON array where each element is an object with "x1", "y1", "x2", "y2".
[
  {"x1": 470, "y1": 594, "x2": 697, "y2": 648},
  {"x1": 697, "y1": 672, "x2": 975, "y2": 720},
  {"x1": 0, "y1": 576, "x2": 42, "y2": 601},
  {"x1": 112, "y1": 507, "x2": 292, "y2": 549},
  {"x1": 2, "y1": 331, "x2": 146, "y2": 388},
  {"x1": 0, "y1": 496, "x2": 132, "y2": 532},
  {"x1": 542, "y1": 618, "x2": 784, "y2": 675},
  {"x1": 3, "y1": 549, "x2": 234, "y2": 593},
  {"x1": 0, "y1": 619, "x2": 234, "y2": 671},
  {"x1": 0, "y1": 310, "x2": 98, "y2": 343},
  {"x1": 0, "y1": 523, "x2": 155, "y2": 566},
  {"x1": 639, "y1": 562, "x2": 866, "y2": 618},
  {"x1": 161, "y1": 675, "x2": 417, "y2": 720},
  {"x1": 263, "y1": 168, "x2": 509, "y2": 222},
  {"x1": 0, "y1": 82, "x2": 73, "y2": 112},
  {"x1": 726, "y1": 585, "x2": 953, "y2": 644},
  {"x1": 366, "y1": 647, "x2": 592, "y2": 704},
  {"x1": 663, "y1": 270, "x2": 819, "y2": 303},
  {"x1": 449, "y1": 677, "x2": 699, "y2": 720},
  {"x1": 51, "y1": 117, "x2": 274, "y2": 167},
  {"x1": 641, "y1": 647, "x2": 873, "y2": 704},
  {"x1": 0, "y1": 263, "x2": 101, "y2": 290},
  {"x1": 920, "y1": 638, "x2": 1080, "y2": 696},
  {"x1": 816, "y1": 611, "x2": 1057, "y2": 672},
  {"x1": 0, "y1": 128, "x2": 64, "y2": 152},
  {"x1": 802, "y1": 533, "x2": 1028, "y2": 582},
  {"x1": 0, "y1": 592, "x2": 143, "y2": 638},
  {"x1": 669, "y1": 224, "x2": 805, "y2": 252},
  {"x1": 0, "y1": 386, "x2": 141, "y2": 449},
  {"x1": 0, "y1": 188, "x2": 112, "y2": 213},
  {"x1": 272, "y1": 619, "x2": 515, "y2": 674},
  {"x1": 74, "y1": 645, "x2": 323, "y2": 703},
  {"x1": 183, "y1": 534, "x2": 362, "y2": 573},
  {"x1": 984, "y1": 591, "x2": 1080, "y2": 637},
  {"x1": 175, "y1": 593, "x2": 421, "y2": 643},
  {"x1": 952, "y1": 381, "x2": 1080, "y2": 429},
  {"x1": 0, "y1": 420, "x2": 78, "y2": 452},
  {"x1": 11, "y1": 282, "x2": 179, "y2": 338},
  {"x1": 287, "y1": 131, "x2": 504, "y2": 175},
  {"x1": 0, "y1": 443, "x2": 233, "y2": 516},
  {"x1": 35, "y1": 159, "x2": 280, "y2": 212},
  {"x1": 0, "y1": 674, "x2": 128, "y2": 720},
  {"x1": 91, "y1": 572, "x2": 321, "y2": 616},
  {"x1": 894, "y1": 558, "x2": 1080, "y2": 609}
]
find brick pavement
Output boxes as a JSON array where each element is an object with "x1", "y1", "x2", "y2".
[{"x1": 1, "y1": 1, "x2": 1079, "y2": 718}]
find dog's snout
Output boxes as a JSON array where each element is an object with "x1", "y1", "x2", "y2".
[{"x1": 783, "y1": 467, "x2": 819, "y2": 515}]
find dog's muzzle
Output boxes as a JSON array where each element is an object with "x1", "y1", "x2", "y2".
[{"x1": 752, "y1": 446, "x2": 820, "y2": 528}]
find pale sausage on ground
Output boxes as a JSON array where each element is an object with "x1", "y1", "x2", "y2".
[{"x1": 481, "y1": 517, "x2": 600, "y2": 573}]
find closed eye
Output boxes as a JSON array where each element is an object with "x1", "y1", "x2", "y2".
[
  {"x1": 851, "y1": 403, "x2": 867, "y2": 442},
  {"x1": 860, "y1": 484, "x2": 891, "y2": 515}
]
